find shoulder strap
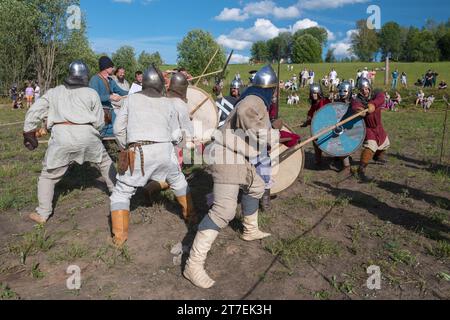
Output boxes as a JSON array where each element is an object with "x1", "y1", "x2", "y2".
[{"x1": 98, "y1": 73, "x2": 112, "y2": 94}]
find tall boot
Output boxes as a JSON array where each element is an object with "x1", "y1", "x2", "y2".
[
  {"x1": 357, "y1": 148, "x2": 375, "y2": 183},
  {"x1": 183, "y1": 229, "x2": 219, "y2": 289},
  {"x1": 313, "y1": 143, "x2": 323, "y2": 167},
  {"x1": 176, "y1": 193, "x2": 197, "y2": 224},
  {"x1": 373, "y1": 150, "x2": 387, "y2": 165},
  {"x1": 111, "y1": 210, "x2": 130, "y2": 247},
  {"x1": 260, "y1": 189, "x2": 271, "y2": 212},
  {"x1": 241, "y1": 212, "x2": 271, "y2": 241}
]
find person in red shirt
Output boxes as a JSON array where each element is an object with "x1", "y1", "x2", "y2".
[
  {"x1": 301, "y1": 84, "x2": 330, "y2": 166},
  {"x1": 351, "y1": 78, "x2": 389, "y2": 182}
]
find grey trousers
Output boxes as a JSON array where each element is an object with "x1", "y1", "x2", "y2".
[
  {"x1": 207, "y1": 174, "x2": 265, "y2": 229},
  {"x1": 36, "y1": 149, "x2": 116, "y2": 218}
]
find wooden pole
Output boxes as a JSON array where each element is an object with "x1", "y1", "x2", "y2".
[
  {"x1": 189, "y1": 97, "x2": 210, "y2": 118},
  {"x1": 190, "y1": 69, "x2": 223, "y2": 81},
  {"x1": 195, "y1": 48, "x2": 220, "y2": 86},
  {"x1": 385, "y1": 54, "x2": 390, "y2": 86}
]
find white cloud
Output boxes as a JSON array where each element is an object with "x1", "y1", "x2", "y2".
[
  {"x1": 298, "y1": 0, "x2": 369, "y2": 10},
  {"x1": 227, "y1": 18, "x2": 289, "y2": 42},
  {"x1": 217, "y1": 35, "x2": 252, "y2": 50},
  {"x1": 215, "y1": 1, "x2": 300, "y2": 21},
  {"x1": 215, "y1": 8, "x2": 249, "y2": 21},
  {"x1": 291, "y1": 18, "x2": 319, "y2": 32},
  {"x1": 328, "y1": 29, "x2": 358, "y2": 57},
  {"x1": 230, "y1": 54, "x2": 250, "y2": 64}
]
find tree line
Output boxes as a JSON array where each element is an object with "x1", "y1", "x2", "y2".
[
  {"x1": 251, "y1": 19, "x2": 450, "y2": 64},
  {"x1": 0, "y1": 0, "x2": 163, "y2": 94}
]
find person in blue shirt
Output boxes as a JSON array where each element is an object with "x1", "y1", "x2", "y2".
[
  {"x1": 391, "y1": 69, "x2": 399, "y2": 89},
  {"x1": 89, "y1": 56, "x2": 128, "y2": 137}
]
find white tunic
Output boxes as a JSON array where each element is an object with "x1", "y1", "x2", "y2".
[
  {"x1": 113, "y1": 94, "x2": 183, "y2": 186},
  {"x1": 24, "y1": 85, "x2": 105, "y2": 170},
  {"x1": 169, "y1": 98, "x2": 195, "y2": 142}
]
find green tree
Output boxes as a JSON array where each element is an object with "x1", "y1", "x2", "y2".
[
  {"x1": 112, "y1": 46, "x2": 138, "y2": 83},
  {"x1": 266, "y1": 32, "x2": 293, "y2": 61},
  {"x1": 56, "y1": 21, "x2": 97, "y2": 83},
  {"x1": 379, "y1": 22, "x2": 402, "y2": 61},
  {"x1": 402, "y1": 27, "x2": 440, "y2": 62},
  {"x1": 138, "y1": 51, "x2": 163, "y2": 71},
  {"x1": 177, "y1": 30, "x2": 225, "y2": 77},
  {"x1": 0, "y1": 0, "x2": 37, "y2": 93},
  {"x1": 325, "y1": 49, "x2": 336, "y2": 63},
  {"x1": 250, "y1": 41, "x2": 269, "y2": 63},
  {"x1": 30, "y1": 0, "x2": 79, "y2": 91},
  {"x1": 292, "y1": 34, "x2": 322, "y2": 63},
  {"x1": 294, "y1": 27, "x2": 328, "y2": 47},
  {"x1": 437, "y1": 31, "x2": 450, "y2": 61},
  {"x1": 350, "y1": 20, "x2": 379, "y2": 62}
]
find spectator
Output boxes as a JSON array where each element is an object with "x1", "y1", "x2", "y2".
[
  {"x1": 129, "y1": 71, "x2": 143, "y2": 94},
  {"x1": 309, "y1": 69, "x2": 315, "y2": 85},
  {"x1": 287, "y1": 94, "x2": 293, "y2": 105},
  {"x1": 391, "y1": 69, "x2": 399, "y2": 89},
  {"x1": 391, "y1": 91, "x2": 402, "y2": 112},
  {"x1": 400, "y1": 72, "x2": 407, "y2": 88},
  {"x1": 329, "y1": 68, "x2": 338, "y2": 91},
  {"x1": 301, "y1": 68, "x2": 309, "y2": 88},
  {"x1": 34, "y1": 82, "x2": 41, "y2": 101},
  {"x1": 356, "y1": 69, "x2": 362, "y2": 85},
  {"x1": 9, "y1": 84, "x2": 17, "y2": 110},
  {"x1": 415, "y1": 90, "x2": 425, "y2": 106},
  {"x1": 25, "y1": 82, "x2": 34, "y2": 108},
  {"x1": 438, "y1": 80, "x2": 447, "y2": 90},
  {"x1": 369, "y1": 69, "x2": 377, "y2": 84},
  {"x1": 292, "y1": 92, "x2": 300, "y2": 104},
  {"x1": 424, "y1": 70, "x2": 433, "y2": 87},
  {"x1": 432, "y1": 71, "x2": 439, "y2": 87},
  {"x1": 423, "y1": 95, "x2": 435, "y2": 112}
]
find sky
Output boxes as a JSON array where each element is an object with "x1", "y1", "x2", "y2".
[{"x1": 79, "y1": 0, "x2": 450, "y2": 64}]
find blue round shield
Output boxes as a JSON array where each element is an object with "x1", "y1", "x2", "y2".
[{"x1": 311, "y1": 102, "x2": 366, "y2": 157}]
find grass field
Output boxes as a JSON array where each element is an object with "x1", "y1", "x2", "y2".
[{"x1": 0, "y1": 62, "x2": 449, "y2": 300}]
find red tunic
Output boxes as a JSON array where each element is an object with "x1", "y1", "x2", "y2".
[
  {"x1": 307, "y1": 98, "x2": 330, "y2": 123},
  {"x1": 351, "y1": 92, "x2": 387, "y2": 145}
]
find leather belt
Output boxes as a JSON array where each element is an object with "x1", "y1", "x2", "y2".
[{"x1": 53, "y1": 121, "x2": 91, "y2": 126}]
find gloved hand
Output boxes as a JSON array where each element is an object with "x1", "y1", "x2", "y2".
[
  {"x1": 23, "y1": 131, "x2": 39, "y2": 151},
  {"x1": 367, "y1": 103, "x2": 376, "y2": 113}
]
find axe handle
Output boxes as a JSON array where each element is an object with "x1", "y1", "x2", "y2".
[
  {"x1": 295, "y1": 109, "x2": 368, "y2": 150},
  {"x1": 190, "y1": 97, "x2": 210, "y2": 117},
  {"x1": 195, "y1": 48, "x2": 220, "y2": 86}
]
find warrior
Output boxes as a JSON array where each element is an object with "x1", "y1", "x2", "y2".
[
  {"x1": 335, "y1": 81, "x2": 354, "y2": 176},
  {"x1": 143, "y1": 71, "x2": 197, "y2": 224},
  {"x1": 351, "y1": 78, "x2": 389, "y2": 182},
  {"x1": 217, "y1": 79, "x2": 241, "y2": 128},
  {"x1": 183, "y1": 65, "x2": 278, "y2": 289},
  {"x1": 109, "y1": 66, "x2": 193, "y2": 247},
  {"x1": 24, "y1": 61, "x2": 117, "y2": 224},
  {"x1": 301, "y1": 84, "x2": 331, "y2": 166},
  {"x1": 89, "y1": 56, "x2": 128, "y2": 138}
]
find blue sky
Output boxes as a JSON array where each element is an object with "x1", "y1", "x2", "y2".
[{"x1": 80, "y1": 0, "x2": 450, "y2": 64}]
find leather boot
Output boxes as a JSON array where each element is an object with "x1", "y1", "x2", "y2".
[
  {"x1": 29, "y1": 212, "x2": 48, "y2": 224},
  {"x1": 241, "y1": 212, "x2": 271, "y2": 241},
  {"x1": 373, "y1": 150, "x2": 387, "y2": 165},
  {"x1": 183, "y1": 229, "x2": 219, "y2": 289},
  {"x1": 260, "y1": 189, "x2": 271, "y2": 212},
  {"x1": 176, "y1": 193, "x2": 197, "y2": 224},
  {"x1": 357, "y1": 148, "x2": 375, "y2": 183},
  {"x1": 111, "y1": 210, "x2": 130, "y2": 247}
]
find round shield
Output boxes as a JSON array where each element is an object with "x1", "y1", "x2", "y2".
[
  {"x1": 186, "y1": 86, "x2": 218, "y2": 143},
  {"x1": 311, "y1": 102, "x2": 366, "y2": 157},
  {"x1": 270, "y1": 125, "x2": 305, "y2": 195}
]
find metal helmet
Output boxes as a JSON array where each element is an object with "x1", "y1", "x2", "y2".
[
  {"x1": 167, "y1": 72, "x2": 188, "y2": 101},
  {"x1": 357, "y1": 78, "x2": 372, "y2": 92},
  {"x1": 338, "y1": 81, "x2": 352, "y2": 99},
  {"x1": 65, "y1": 60, "x2": 89, "y2": 86},
  {"x1": 252, "y1": 65, "x2": 278, "y2": 88},
  {"x1": 142, "y1": 65, "x2": 165, "y2": 97},
  {"x1": 310, "y1": 83, "x2": 322, "y2": 97},
  {"x1": 230, "y1": 79, "x2": 241, "y2": 90}
]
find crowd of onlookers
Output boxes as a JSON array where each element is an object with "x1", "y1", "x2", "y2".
[{"x1": 9, "y1": 81, "x2": 41, "y2": 109}]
